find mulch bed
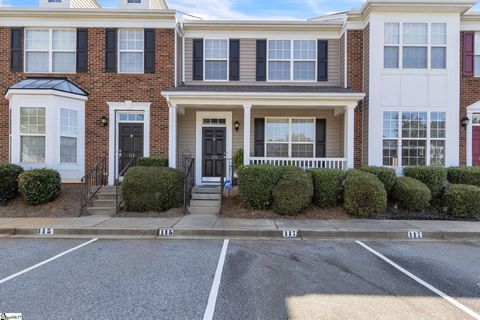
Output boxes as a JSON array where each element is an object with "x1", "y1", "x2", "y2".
[
  {"x1": 116, "y1": 207, "x2": 185, "y2": 218},
  {"x1": 221, "y1": 196, "x2": 350, "y2": 220},
  {"x1": 0, "y1": 184, "x2": 83, "y2": 218}
]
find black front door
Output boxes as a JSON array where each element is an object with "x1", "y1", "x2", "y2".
[
  {"x1": 202, "y1": 127, "x2": 226, "y2": 178},
  {"x1": 119, "y1": 123, "x2": 144, "y2": 174}
]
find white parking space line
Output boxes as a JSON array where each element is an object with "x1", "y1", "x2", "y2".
[
  {"x1": 0, "y1": 238, "x2": 98, "y2": 285},
  {"x1": 203, "y1": 239, "x2": 229, "y2": 320},
  {"x1": 356, "y1": 240, "x2": 480, "y2": 320}
]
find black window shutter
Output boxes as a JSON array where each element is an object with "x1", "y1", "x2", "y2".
[
  {"x1": 317, "y1": 40, "x2": 328, "y2": 81},
  {"x1": 76, "y1": 29, "x2": 88, "y2": 73},
  {"x1": 254, "y1": 118, "x2": 265, "y2": 157},
  {"x1": 11, "y1": 28, "x2": 23, "y2": 72},
  {"x1": 316, "y1": 119, "x2": 326, "y2": 157},
  {"x1": 229, "y1": 39, "x2": 240, "y2": 81},
  {"x1": 256, "y1": 40, "x2": 267, "y2": 81},
  {"x1": 144, "y1": 29, "x2": 155, "y2": 73},
  {"x1": 193, "y1": 39, "x2": 204, "y2": 80},
  {"x1": 105, "y1": 28, "x2": 117, "y2": 73}
]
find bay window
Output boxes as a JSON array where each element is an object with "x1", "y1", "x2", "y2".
[
  {"x1": 266, "y1": 118, "x2": 315, "y2": 158},
  {"x1": 119, "y1": 29, "x2": 144, "y2": 73},
  {"x1": 384, "y1": 22, "x2": 447, "y2": 70},
  {"x1": 20, "y1": 107, "x2": 46, "y2": 163},
  {"x1": 204, "y1": 39, "x2": 228, "y2": 81},
  {"x1": 60, "y1": 109, "x2": 78, "y2": 164},
  {"x1": 382, "y1": 111, "x2": 446, "y2": 167},
  {"x1": 25, "y1": 29, "x2": 76, "y2": 73},
  {"x1": 268, "y1": 40, "x2": 317, "y2": 81}
]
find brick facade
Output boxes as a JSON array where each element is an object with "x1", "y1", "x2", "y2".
[
  {"x1": 0, "y1": 27, "x2": 175, "y2": 173},
  {"x1": 460, "y1": 31, "x2": 479, "y2": 166},
  {"x1": 346, "y1": 29, "x2": 365, "y2": 168}
]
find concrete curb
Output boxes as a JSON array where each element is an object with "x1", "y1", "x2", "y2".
[{"x1": 7, "y1": 227, "x2": 480, "y2": 240}]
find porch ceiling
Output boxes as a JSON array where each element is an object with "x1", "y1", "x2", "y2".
[{"x1": 162, "y1": 85, "x2": 365, "y2": 109}]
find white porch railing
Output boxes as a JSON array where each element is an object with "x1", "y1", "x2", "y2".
[{"x1": 249, "y1": 157, "x2": 347, "y2": 170}]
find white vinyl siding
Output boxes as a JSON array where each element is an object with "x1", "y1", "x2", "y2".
[
  {"x1": 25, "y1": 28, "x2": 76, "y2": 73},
  {"x1": 119, "y1": 29, "x2": 144, "y2": 74}
]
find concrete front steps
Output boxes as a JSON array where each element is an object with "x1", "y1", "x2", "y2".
[
  {"x1": 86, "y1": 186, "x2": 120, "y2": 216},
  {"x1": 188, "y1": 186, "x2": 221, "y2": 215}
]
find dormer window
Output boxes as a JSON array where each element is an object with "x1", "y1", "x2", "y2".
[{"x1": 127, "y1": 0, "x2": 141, "y2": 3}]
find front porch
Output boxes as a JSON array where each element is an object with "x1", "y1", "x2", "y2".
[{"x1": 162, "y1": 86, "x2": 364, "y2": 185}]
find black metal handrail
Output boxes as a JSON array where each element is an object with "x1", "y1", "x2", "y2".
[
  {"x1": 183, "y1": 157, "x2": 195, "y2": 213},
  {"x1": 115, "y1": 156, "x2": 137, "y2": 214},
  {"x1": 81, "y1": 157, "x2": 107, "y2": 210}
]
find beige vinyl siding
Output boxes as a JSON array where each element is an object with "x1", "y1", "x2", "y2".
[
  {"x1": 184, "y1": 38, "x2": 341, "y2": 86},
  {"x1": 250, "y1": 109, "x2": 343, "y2": 158},
  {"x1": 177, "y1": 108, "x2": 344, "y2": 166}
]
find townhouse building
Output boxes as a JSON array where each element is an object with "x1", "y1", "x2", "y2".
[{"x1": 2, "y1": 0, "x2": 480, "y2": 188}]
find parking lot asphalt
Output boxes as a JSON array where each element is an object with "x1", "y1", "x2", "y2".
[{"x1": 0, "y1": 238, "x2": 479, "y2": 320}]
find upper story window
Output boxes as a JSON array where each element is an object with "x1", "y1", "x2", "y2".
[
  {"x1": 119, "y1": 30, "x2": 144, "y2": 74},
  {"x1": 268, "y1": 40, "x2": 317, "y2": 81},
  {"x1": 204, "y1": 39, "x2": 228, "y2": 81},
  {"x1": 384, "y1": 23, "x2": 446, "y2": 70},
  {"x1": 25, "y1": 29, "x2": 76, "y2": 73},
  {"x1": 127, "y1": 0, "x2": 141, "y2": 2}
]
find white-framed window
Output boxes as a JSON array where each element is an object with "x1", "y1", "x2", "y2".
[
  {"x1": 25, "y1": 28, "x2": 76, "y2": 73},
  {"x1": 384, "y1": 22, "x2": 447, "y2": 70},
  {"x1": 204, "y1": 39, "x2": 228, "y2": 81},
  {"x1": 268, "y1": 40, "x2": 317, "y2": 82},
  {"x1": 60, "y1": 109, "x2": 78, "y2": 164},
  {"x1": 119, "y1": 113, "x2": 145, "y2": 122},
  {"x1": 474, "y1": 33, "x2": 480, "y2": 77},
  {"x1": 265, "y1": 118, "x2": 315, "y2": 158},
  {"x1": 127, "y1": 0, "x2": 141, "y2": 2},
  {"x1": 382, "y1": 111, "x2": 446, "y2": 167},
  {"x1": 20, "y1": 107, "x2": 46, "y2": 163},
  {"x1": 119, "y1": 29, "x2": 144, "y2": 74}
]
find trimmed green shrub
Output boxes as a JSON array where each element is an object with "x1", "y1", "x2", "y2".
[
  {"x1": 18, "y1": 169, "x2": 61, "y2": 205},
  {"x1": 403, "y1": 166, "x2": 447, "y2": 199},
  {"x1": 447, "y1": 167, "x2": 480, "y2": 187},
  {"x1": 272, "y1": 167, "x2": 313, "y2": 215},
  {"x1": 360, "y1": 166, "x2": 396, "y2": 194},
  {"x1": 0, "y1": 163, "x2": 24, "y2": 204},
  {"x1": 136, "y1": 157, "x2": 168, "y2": 167},
  {"x1": 123, "y1": 166, "x2": 183, "y2": 212},
  {"x1": 344, "y1": 170, "x2": 387, "y2": 217},
  {"x1": 443, "y1": 184, "x2": 480, "y2": 219},
  {"x1": 392, "y1": 177, "x2": 431, "y2": 211},
  {"x1": 237, "y1": 165, "x2": 283, "y2": 210},
  {"x1": 310, "y1": 168, "x2": 344, "y2": 208}
]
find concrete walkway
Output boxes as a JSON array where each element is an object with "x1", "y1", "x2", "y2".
[{"x1": 0, "y1": 215, "x2": 479, "y2": 240}]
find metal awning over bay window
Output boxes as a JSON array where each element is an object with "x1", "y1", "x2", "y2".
[{"x1": 162, "y1": 85, "x2": 365, "y2": 172}]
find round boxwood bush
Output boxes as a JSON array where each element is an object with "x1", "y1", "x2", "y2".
[
  {"x1": 343, "y1": 170, "x2": 387, "y2": 217},
  {"x1": 360, "y1": 166, "x2": 396, "y2": 195},
  {"x1": 122, "y1": 166, "x2": 183, "y2": 212},
  {"x1": 136, "y1": 157, "x2": 168, "y2": 167},
  {"x1": 272, "y1": 167, "x2": 313, "y2": 215},
  {"x1": 18, "y1": 169, "x2": 61, "y2": 206},
  {"x1": 447, "y1": 167, "x2": 480, "y2": 187},
  {"x1": 403, "y1": 166, "x2": 447, "y2": 199},
  {"x1": 443, "y1": 184, "x2": 480, "y2": 219},
  {"x1": 392, "y1": 177, "x2": 431, "y2": 211},
  {"x1": 237, "y1": 165, "x2": 283, "y2": 210},
  {"x1": 310, "y1": 168, "x2": 344, "y2": 208},
  {"x1": 0, "y1": 163, "x2": 24, "y2": 204}
]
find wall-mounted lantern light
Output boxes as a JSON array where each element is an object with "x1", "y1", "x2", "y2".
[
  {"x1": 462, "y1": 117, "x2": 470, "y2": 127},
  {"x1": 100, "y1": 116, "x2": 109, "y2": 127},
  {"x1": 234, "y1": 121, "x2": 240, "y2": 132}
]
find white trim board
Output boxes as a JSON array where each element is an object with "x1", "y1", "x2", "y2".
[
  {"x1": 195, "y1": 111, "x2": 233, "y2": 186},
  {"x1": 108, "y1": 101, "x2": 151, "y2": 185}
]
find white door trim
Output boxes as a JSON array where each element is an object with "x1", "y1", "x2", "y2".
[
  {"x1": 195, "y1": 111, "x2": 232, "y2": 186},
  {"x1": 466, "y1": 102, "x2": 480, "y2": 166},
  {"x1": 108, "y1": 101, "x2": 151, "y2": 185}
]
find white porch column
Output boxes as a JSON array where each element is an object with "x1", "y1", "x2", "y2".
[
  {"x1": 344, "y1": 105, "x2": 356, "y2": 169},
  {"x1": 467, "y1": 110, "x2": 473, "y2": 167},
  {"x1": 243, "y1": 104, "x2": 252, "y2": 166},
  {"x1": 168, "y1": 104, "x2": 177, "y2": 169}
]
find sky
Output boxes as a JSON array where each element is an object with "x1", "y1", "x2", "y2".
[{"x1": 2, "y1": 0, "x2": 480, "y2": 20}]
